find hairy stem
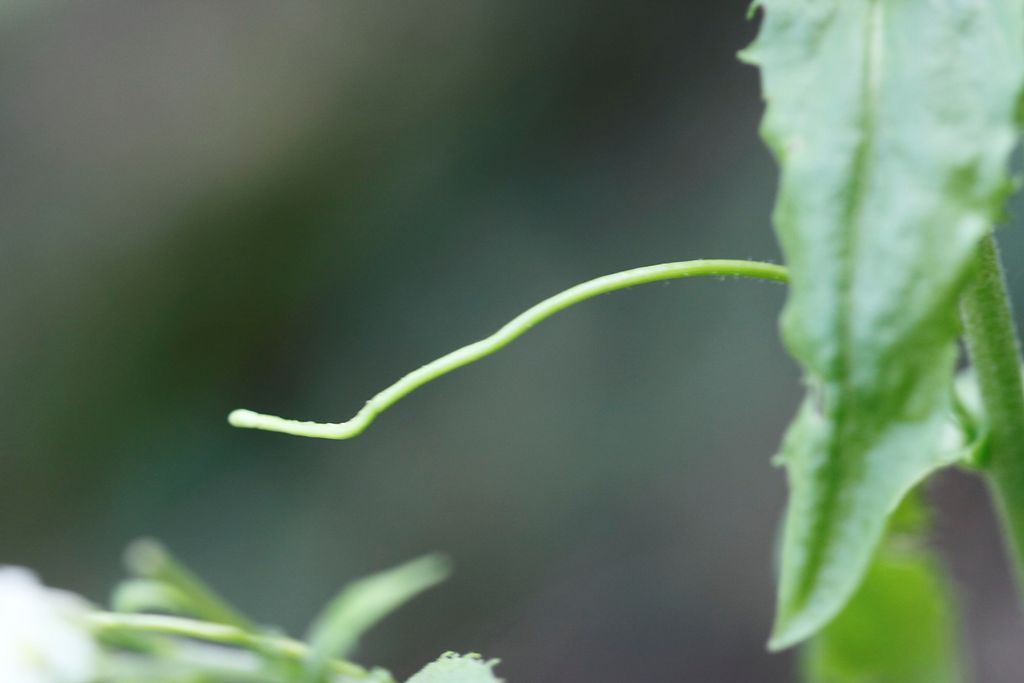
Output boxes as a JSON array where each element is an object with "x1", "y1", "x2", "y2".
[
  {"x1": 88, "y1": 613, "x2": 390, "y2": 682},
  {"x1": 228, "y1": 259, "x2": 788, "y2": 440},
  {"x1": 960, "y1": 234, "x2": 1024, "y2": 591}
]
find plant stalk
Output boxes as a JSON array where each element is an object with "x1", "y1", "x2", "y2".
[
  {"x1": 88, "y1": 612, "x2": 392, "y2": 682},
  {"x1": 960, "y1": 234, "x2": 1024, "y2": 591}
]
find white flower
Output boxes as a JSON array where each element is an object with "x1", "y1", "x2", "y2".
[{"x1": 0, "y1": 567, "x2": 98, "y2": 683}]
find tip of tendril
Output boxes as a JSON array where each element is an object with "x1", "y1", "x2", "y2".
[{"x1": 228, "y1": 409, "x2": 261, "y2": 429}]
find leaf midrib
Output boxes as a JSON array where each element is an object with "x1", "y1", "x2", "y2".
[{"x1": 795, "y1": 0, "x2": 886, "y2": 610}]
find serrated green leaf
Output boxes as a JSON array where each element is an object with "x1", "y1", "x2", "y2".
[
  {"x1": 803, "y1": 501, "x2": 964, "y2": 683},
  {"x1": 303, "y1": 554, "x2": 451, "y2": 682},
  {"x1": 405, "y1": 653, "x2": 503, "y2": 683},
  {"x1": 744, "y1": 0, "x2": 1024, "y2": 649}
]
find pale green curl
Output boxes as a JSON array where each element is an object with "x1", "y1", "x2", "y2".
[{"x1": 228, "y1": 259, "x2": 787, "y2": 440}]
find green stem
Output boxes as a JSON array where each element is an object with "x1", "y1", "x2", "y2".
[
  {"x1": 960, "y1": 234, "x2": 1024, "y2": 590},
  {"x1": 88, "y1": 612, "x2": 392, "y2": 682},
  {"x1": 228, "y1": 258, "x2": 788, "y2": 440}
]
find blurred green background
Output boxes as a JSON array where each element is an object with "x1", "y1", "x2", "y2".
[{"x1": 3, "y1": 2, "x2": 1024, "y2": 681}]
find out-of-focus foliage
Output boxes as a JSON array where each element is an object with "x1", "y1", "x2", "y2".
[
  {"x1": 92, "y1": 543, "x2": 465, "y2": 683},
  {"x1": 803, "y1": 542, "x2": 963, "y2": 683},
  {"x1": 802, "y1": 495, "x2": 964, "y2": 683},
  {"x1": 303, "y1": 555, "x2": 451, "y2": 679}
]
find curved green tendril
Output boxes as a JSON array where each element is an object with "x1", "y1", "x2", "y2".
[{"x1": 228, "y1": 259, "x2": 788, "y2": 440}]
